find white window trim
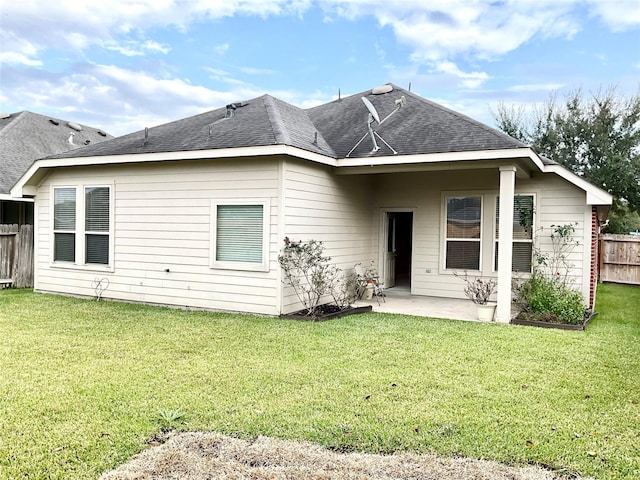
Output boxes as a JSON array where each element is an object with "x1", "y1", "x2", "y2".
[
  {"x1": 210, "y1": 199, "x2": 270, "y2": 272},
  {"x1": 441, "y1": 191, "x2": 484, "y2": 273},
  {"x1": 492, "y1": 193, "x2": 536, "y2": 274},
  {"x1": 50, "y1": 183, "x2": 114, "y2": 272}
]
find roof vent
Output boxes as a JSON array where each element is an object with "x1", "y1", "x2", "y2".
[
  {"x1": 97, "y1": 130, "x2": 107, "y2": 137},
  {"x1": 84, "y1": 139, "x2": 91, "y2": 145},
  {"x1": 0, "y1": 113, "x2": 11, "y2": 119},
  {"x1": 68, "y1": 132, "x2": 75, "y2": 145},
  {"x1": 225, "y1": 101, "x2": 247, "y2": 119},
  {"x1": 372, "y1": 84, "x2": 393, "y2": 95},
  {"x1": 49, "y1": 119, "x2": 59, "y2": 125},
  {"x1": 67, "y1": 121, "x2": 82, "y2": 131}
]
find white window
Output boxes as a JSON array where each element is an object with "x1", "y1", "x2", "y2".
[
  {"x1": 85, "y1": 187, "x2": 110, "y2": 265},
  {"x1": 52, "y1": 185, "x2": 112, "y2": 268},
  {"x1": 53, "y1": 187, "x2": 76, "y2": 262},
  {"x1": 211, "y1": 200, "x2": 270, "y2": 271},
  {"x1": 494, "y1": 194, "x2": 534, "y2": 272},
  {"x1": 445, "y1": 195, "x2": 482, "y2": 270}
]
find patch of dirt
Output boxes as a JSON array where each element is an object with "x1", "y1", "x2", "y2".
[{"x1": 100, "y1": 431, "x2": 591, "y2": 480}]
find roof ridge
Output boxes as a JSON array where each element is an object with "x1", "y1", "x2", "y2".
[
  {"x1": 0, "y1": 111, "x2": 26, "y2": 138},
  {"x1": 262, "y1": 94, "x2": 292, "y2": 146}
]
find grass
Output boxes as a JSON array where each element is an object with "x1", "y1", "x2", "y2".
[{"x1": 0, "y1": 283, "x2": 638, "y2": 479}]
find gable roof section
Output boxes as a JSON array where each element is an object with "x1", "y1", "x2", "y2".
[{"x1": 0, "y1": 111, "x2": 112, "y2": 195}]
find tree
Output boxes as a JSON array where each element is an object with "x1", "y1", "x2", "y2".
[{"x1": 493, "y1": 88, "x2": 640, "y2": 233}]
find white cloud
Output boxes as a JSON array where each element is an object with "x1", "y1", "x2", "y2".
[
  {"x1": 434, "y1": 61, "x2": 489, "y2": 89},
  {"x1": 585, "y1": 0, "x2": 640, "y2": 31},
  {"x1": 102, "y1": 40, "x2": 170, "y2": 57},
  {"x1": 0, "y1": 1, "x2": 308, "y2": 65},
  {"x1": 508, "y1": 83, "x2": 565, "y2": 93},
  {"x1": 0, "y1": 52, "x2": 43, "y2": 67},
  {"x1": 239, "y1": 66, "x2": 277, "y2": 75},
  {"x1": 214, "y1": 43, "x2": 230, "y2": 55},
  {"x1": 3, "y1": 1, "x2": 638, "y2": 72},
  {"x1": 2, "y1": 62, "x2": 311, "y2": 136}
]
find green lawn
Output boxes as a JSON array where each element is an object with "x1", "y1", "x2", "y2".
[{"x1": 0, "y1": 283, "x2": 638, "y2": 479}]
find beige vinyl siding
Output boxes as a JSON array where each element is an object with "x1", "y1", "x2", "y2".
[
  {"x1": 34, "y1": 158, "x2": 281, "y2": 315},
  {"x1": 371, "y1": 168, "x2": 591, "y2": 303},
  {"x1": 528, "y1": 174, "x2": 590, "y2": 300},
  {"x1": 281, "y1": 159, "x2": 375, "y2": 314}
]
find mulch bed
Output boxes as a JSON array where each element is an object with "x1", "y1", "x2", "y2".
[
  {"x1": 511, "y1": 311, "x2": 597, "y2": 331},
  {"x1": 280, "y1": 304, "x2": 372, "y2": 321}
]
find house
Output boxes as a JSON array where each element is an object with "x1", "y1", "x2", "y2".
[
  {"x1": 10, "y1": 85, "x2": 612, "y2": 322},
  {"x1": 1, "y1": 111, "x2": 113, "y2": 225}
]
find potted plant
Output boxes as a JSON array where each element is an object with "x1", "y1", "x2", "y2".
[{"x1": 454, "y1": 272, "x2": 498, "y2": 321}]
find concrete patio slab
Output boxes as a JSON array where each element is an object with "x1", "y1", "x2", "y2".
[{"x1": 355, "y1": 287, "x2": 488, "y2": 322}]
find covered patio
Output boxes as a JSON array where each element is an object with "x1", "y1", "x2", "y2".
[{"x1": 355, "y1": 286, "x2": 514, "y2": 322}]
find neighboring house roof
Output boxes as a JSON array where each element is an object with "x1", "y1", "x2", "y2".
[
  {"x1": 0, "y1": 111, "x2": 112, "y2": 196},
  {"x1": 11, "y1": 85, "x2": 612, "y2": 206}
]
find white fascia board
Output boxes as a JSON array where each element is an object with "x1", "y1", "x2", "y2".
[
  {"x1": 10, "y1": 145, "x2": 339, "y2": 197},
  {"x1": 336, "y1": 147, "x2": 544, "y2": 170},
  {"x1": 544, "y1": 164, "x2": 613, "y2": 205},
  {"x1": 0, "y1": 193, "x2": 33, "y2": 202}
]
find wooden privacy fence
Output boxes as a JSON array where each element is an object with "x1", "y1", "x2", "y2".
[
  {"x1": 600, "y1": 234, "x2": 640, "y2": 286},
  {"x1": 0, "y1": 224, "x2": 34, "y2": 288}
]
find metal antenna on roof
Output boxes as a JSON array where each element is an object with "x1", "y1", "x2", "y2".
[
  {"x1": 143, "y1": 127, "x2": 149, "y2": 146},
  {"x1": 346, "y1": 94, "x2": 406, "y2": 157}
]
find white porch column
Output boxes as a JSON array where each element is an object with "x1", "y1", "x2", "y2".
[{"x1": 496, "y1": 166, "x2": 516, "y2": 323}]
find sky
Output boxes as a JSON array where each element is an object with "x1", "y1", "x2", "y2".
[{"x1": 1, "y1": 0, "x2": 639, "y2": 137}]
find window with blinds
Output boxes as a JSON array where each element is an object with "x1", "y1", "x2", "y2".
[
  {"x1": 214, "y1": 204, "x2": 265, "y2": 265},
  {"x1": 445, "y1": 196, "x2": 481, "y2": 270},
  {"x1": 52, "y1": 185, "x2": 111, "y2": 267},
  {"x1": 495, "y1": 194, "x2": 534, "y2": 272},
  {"x1": 53, "y1": 187, "x2": 76, "y2": 262},
  {"x1": 85, "y1": 187, "x2": 110, "y2": 265}
]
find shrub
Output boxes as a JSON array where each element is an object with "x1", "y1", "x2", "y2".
[
  {"x1": 453, "y1": 272, "x2": 497, "y2": 305},
  {"x1": 278, "y1": 238, "x2": 356, "y2": 317},
  {"x1": 514, "y1": 223, "x2": 587, "y2": 325},
  {"x1": 518, "y1": 272, "x2": 585, "y2": 324}
]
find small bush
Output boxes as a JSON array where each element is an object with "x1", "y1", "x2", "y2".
[
  {"x1": 278, "y1": 238, "x2": 356, "y2": 317},
  {"x1": 517, "y1": 272, "x2": 585, "y2": 324},
  {"x1": 514, "y1": 223, "x2": 587, "y2": 325}
]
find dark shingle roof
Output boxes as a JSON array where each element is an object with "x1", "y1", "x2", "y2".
[
  {"x1": 308, "y1": 85, "x2": 527, "y2": 157},
  {"x1": 0, "y1": 111, "x2": 112, "y2": 194},
  {"x1": 44, "y1": 85, "x2": 528, "y2": 163}
]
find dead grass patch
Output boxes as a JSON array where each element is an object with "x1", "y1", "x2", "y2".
[{"x1": 100, "y1": 431, "x2": 589, "y2": 480}]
